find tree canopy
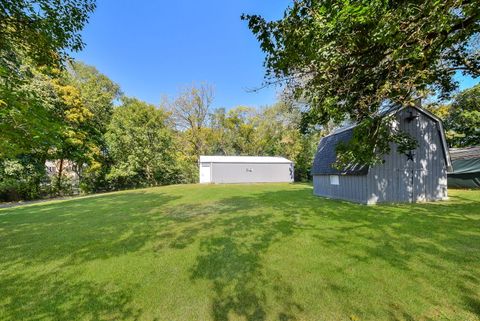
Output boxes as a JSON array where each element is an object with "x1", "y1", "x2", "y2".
[
  {"x1": 447, "y1": 84, "x2": 480, "y2": 147},
  {"x1": 429, "y1": 83, "x2": 480, "y2": 147},
  {"x1": 105, "y1": 97, "x2": 182, "y2": 189},
  {"x1": 0, "y1": 0, "x2": 96, "y2": 70},
  {"x1": 243, "y1": 0, "x2": 480, "y2": 164},
  {"x1": 1, "y1": 0, "x2": 97, "y2": 158},
  {"x1": 168, "y1": 83, "x2": 214, "y2": 160}
]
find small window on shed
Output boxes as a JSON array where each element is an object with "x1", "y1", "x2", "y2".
[{"x1": 329, "y1": 175, "x2": 339, "y2": 185}]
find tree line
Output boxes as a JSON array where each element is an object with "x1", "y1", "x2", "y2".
[
  {"x1": 0, "y1": 0, "x2": 321, "y2": 202},
  {"x1": 1, "y1": 0, "x2": 479, "y2": 201},
  {"x1": 0, "y1": 60, "x2": 321, "y2": 201}
]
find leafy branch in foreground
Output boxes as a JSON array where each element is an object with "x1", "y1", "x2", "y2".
[
  {"x1": 0, "y1": 0, "x2": 96, "y2": 69},
  {"x1": 0, "y1": 0, "x2": 96, "y2": 158},
  {"x1": 243, "y1": 0, "x2": 480, "y2": 165}
]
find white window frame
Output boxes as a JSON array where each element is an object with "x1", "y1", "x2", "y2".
[{"x1": 329, "y1": 175, "x2": 339, "y2": 185}]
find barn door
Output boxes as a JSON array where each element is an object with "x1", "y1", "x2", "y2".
[
  {"x1": 394, "y1": 168, "x2": 412, "y2": 202},
  {"x1": 413, "y1": 169, "x2": 428, "y2": 202},
  {"x1": 400, "y1": 166, "x2": 429, "y2": 202}
]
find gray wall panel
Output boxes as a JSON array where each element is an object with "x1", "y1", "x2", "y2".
[
  {"x1": 211, "y1": 163, "x2": 293, "y2": 183},
  {"x1": 313, "y1": 107, "x2": 448, "y2": 204},
  {"x1": 366, "y1": 107, "x2": 448, "y2": 203},
  {"x1": 313, "y1": 175, "x2": 368, "y2": 203}
]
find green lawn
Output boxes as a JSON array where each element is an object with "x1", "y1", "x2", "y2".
[{"x1": 0, "y1": 184, "x2": 479, "y2": 321}]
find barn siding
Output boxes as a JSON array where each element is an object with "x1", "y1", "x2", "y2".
[
  {"x1": 313, "y1": 175, "x2": 368, "y2": 203},
  {"x1": 366, "y1": 107, "x2": 448, "y2": 203},
  {"x1": 313, "y1": 106, "x2": 448, "y2": 204},
  {"x1": 211, "y1": 163, "x2": 293, "y2": 184}
]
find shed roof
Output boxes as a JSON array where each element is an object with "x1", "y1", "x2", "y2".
[
  {"x1": 312, "y1": 105, "x2": 451, "y2": 176},
  {"x1": 448, "y1": 146, "x2": 480, "y2": 174},
  {"x1": 199, "y1": 156, "x2": 293, "y2": 164},
  {"x1": 449, "y1": 146, "x2": 480, "y2": 160},
  {"x1": 311, "y1": 127, "x2": 368, "y2": 175}
]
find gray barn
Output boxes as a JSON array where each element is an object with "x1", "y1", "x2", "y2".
[
  {"x1": 199, "y1": 156, "x2": 294, "y2": 184},
  {"x1": 312, "y1": 106, "x2": 452, "y2": 204}
]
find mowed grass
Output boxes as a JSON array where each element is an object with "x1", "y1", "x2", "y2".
[{"x1": 0, "y1": 184, "x2": 479, "y2": 321}]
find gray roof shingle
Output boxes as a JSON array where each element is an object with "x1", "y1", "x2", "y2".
[
  {"x1": 311, "y1": 105, "x2": 454, "y2": 175},
  {"x1": 311, "y1": 127, "x2": 369, "y2": 175}
]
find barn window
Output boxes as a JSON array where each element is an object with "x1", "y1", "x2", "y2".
[
  {"x1": 329, "y1": 175, "x2": 339, "y2": 185},
  {"x1": 246, "y1": 168, "x2": 253, "y2": 172}
]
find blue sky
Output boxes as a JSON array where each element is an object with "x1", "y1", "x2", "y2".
[
  {"x1": 74, "y1": 1, "x2": 478, "y2": 109},
  {"x1": 73, "y1": 0, "x2": 292, "y2": 109}
]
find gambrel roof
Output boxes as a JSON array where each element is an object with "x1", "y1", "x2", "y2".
[
  {"x1": 311, "y1": 105, "x2": 452, "y2": 176},
  {"x1": 311, "y1": 127, "x2": 368, "y2": 175}
]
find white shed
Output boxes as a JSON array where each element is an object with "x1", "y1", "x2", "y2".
[{"x1": 199, "y1": 156, "x2": 294, "y2": 184}]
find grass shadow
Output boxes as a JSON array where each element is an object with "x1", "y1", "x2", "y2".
[
  {"x1": 0, "y1": 184, "x2": 479, "y2": 320},
  {"x1": 0, "y1": 268, "x2": 141, "y2": 321},
  {"x1": 159, "y1": 186, "x2": 480, "y2": 320}
]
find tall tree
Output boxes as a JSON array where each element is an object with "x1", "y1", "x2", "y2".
[
  {"x1": 0, "y1": 65, "x2": 62, "y2": 158},
  {"x1": 66, "y1": 62, "x2": 121, "y2": 134},
  {"x1": 169, "y1": 83, "x2": 214, "y2": 159},
  {"x1": 106, "y1": 98, "x2": 181, "y2": 189},
  {"x1": 243, "y1": 0, "x2": 480, "y2": 165},
  {"x1": 254, "y1": 102, "x2": 321, "y2": 181},
  {"x1": 49, "y1": 70, "x2": 98, "y2": 194},
  {"x1": 223, "y1": 106, "x2": 258, "y2": 155},
  {"x1": 429, "y1": 84, "x2": 480, "y2": 147},
  {"x1": 209, "y1": 108, "x2": 234, "y2": 155},
  {"x1": 447, "y1": 84, "x2": 480, "y2": 147},
  {"x1": 0, "y1": 0, "x2": 96, "y2": 158},
  {"x1": 0, "y1": 0, "x2": 96, "y2": 71},
  {"x1": 63, "y1": 62, "x2": 121, "y2": 189}
]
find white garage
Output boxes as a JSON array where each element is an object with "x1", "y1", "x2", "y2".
[{"x1": 199, "y1": 156, "x2": 294, "y2": 184}]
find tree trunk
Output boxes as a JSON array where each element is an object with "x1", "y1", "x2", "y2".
[{"x1": 57, "y1": 158, "x2": 64, "y2": 196}]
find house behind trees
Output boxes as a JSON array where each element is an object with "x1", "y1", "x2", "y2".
[
  {"x1": 312, "y1": 106, "x2": 451, "y2": 204},
  {"x1": 45, "y1": 160, "x2": 80, "y2": 192}
]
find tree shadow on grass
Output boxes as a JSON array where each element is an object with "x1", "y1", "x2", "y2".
[
  {"x1": 0, "y1": 190, "x2": 181, "y2": 320},
  {"x1": 0, "y1": 185, "x2": 479, "y2": 320},
  {"x1": 0, "y1": 268, "x2": 141, "y2": 321},
  {"x1": 252, "y1": 188, "x2": 480, "y2": 319},
  {"x1": 1, "y1": 187, "x2": 306, "y2": 321},
  {"x1": 158, "y1": 186, "x2": 480, "y2": 320},
  {"x1": 189, "y1": 214, "x2": 302, "y2": 321},
  {"x1": 0, "y1": 191, "x2": 181, "y2": 268},
  {"x1": 145, "y1": 190, "x2": 307, "y2": 321}
]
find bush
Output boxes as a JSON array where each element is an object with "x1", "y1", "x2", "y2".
[{"x1": 0, "y1": 158, "x2": 46, "y2": 202}]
